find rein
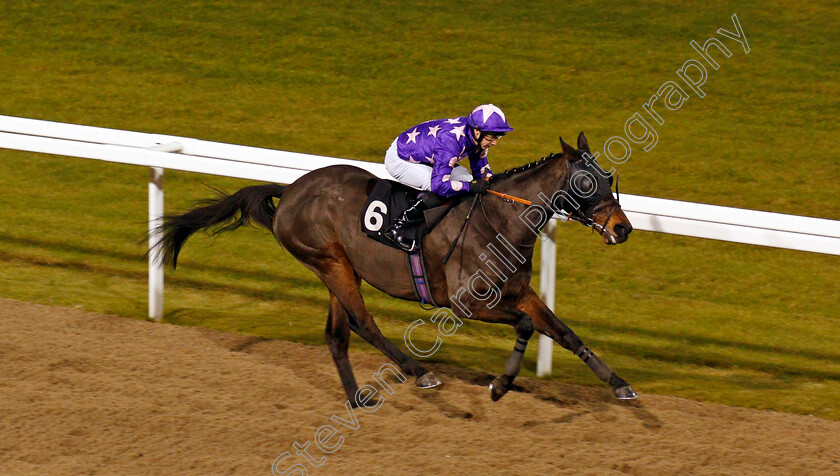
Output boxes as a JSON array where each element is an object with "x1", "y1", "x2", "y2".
[
  {"x1": 441, "y1": 190, "x2": 535, "y2": 267},
  {"x1": 478, "y1": 195, "x2": 537, "y2": 249},
  {"x1": 442, "y1": 194, "x2": 482, "y2": 265},
  {"x1": 487, "y1": 190, "x2": 532, "y2": 206},
  {"x1": 484, "y1": 171, "x2": 621, "y2": 239}
]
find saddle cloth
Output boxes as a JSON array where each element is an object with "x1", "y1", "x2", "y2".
[
  {"x1": 360, "y1": 179, "x2": 425, "y2": 250},
  {"x1": 360, "y1": 179, "x2": 452, "y2": 307}
]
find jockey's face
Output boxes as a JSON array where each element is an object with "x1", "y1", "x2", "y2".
[{"x1": 473, "y1": 129, "x2": 502, "y2": 149}]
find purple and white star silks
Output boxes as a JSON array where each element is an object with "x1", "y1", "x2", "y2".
[
  {"x1": 449, "y1": 125, "x2": 466, "y2": 141},
  {"x1": 405, "y1": 128, "x2": 420, "y2": 144},
  {"x1": 394, "y1": 117, "x2": 492, "y2": 197}
]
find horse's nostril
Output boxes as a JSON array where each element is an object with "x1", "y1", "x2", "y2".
[{"x1": 614, "y1": 224, "x2": 632, "y2": 237}]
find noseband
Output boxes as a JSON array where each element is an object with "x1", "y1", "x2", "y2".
[{"x1": 569, "y1": 199, "x2": 619, "y2": 236}]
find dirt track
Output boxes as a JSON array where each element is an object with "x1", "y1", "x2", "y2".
[{"x1": 1, "y1": 298, "x2": 839, "y2": 475}]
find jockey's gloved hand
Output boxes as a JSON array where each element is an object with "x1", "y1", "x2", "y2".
[{"x1": 469, "y1": 179, "x2": 490, "y2": 194}]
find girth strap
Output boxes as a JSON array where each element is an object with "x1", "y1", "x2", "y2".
[{"x1": 408, "y1": 250, "x2": 437, "y2": 308}]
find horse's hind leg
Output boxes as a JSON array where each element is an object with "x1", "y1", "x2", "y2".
[
  {"x1": 325, "y1": 292, "x2": 361, "y2": 403},
  {"x1": 314, "y1": 254, "x2": 442, "y2": 390},
  {"x1": 517, "y1": 289, "x2": 638, "y2": 400}
]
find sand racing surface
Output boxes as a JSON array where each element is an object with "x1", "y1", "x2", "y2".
[{"x1": 1, "y1": 297, "x2": 839, "y2": 475}]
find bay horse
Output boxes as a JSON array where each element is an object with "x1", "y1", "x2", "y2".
[{"x1": 156, "y1": 133, "x2": 637, "y2": 405}]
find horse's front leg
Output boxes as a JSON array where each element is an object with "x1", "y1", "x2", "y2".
[
  {"x1": 517, "y1": 289, "x2": 638, "y2": 400},
  {"x1": 489, "y1": 312, "x2": 533, "y2": 401},
  {"x1": 467, "y1": 306, "x2": 533, "y2": 401}
]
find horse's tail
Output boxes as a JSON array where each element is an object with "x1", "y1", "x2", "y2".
[{"x1": 154, "y1": 184, "x2": 285, "y2": 269}]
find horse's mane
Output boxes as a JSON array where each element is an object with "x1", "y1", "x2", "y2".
[{"x1": 490, "y1": 152, "x2": 565, "y2": 182}]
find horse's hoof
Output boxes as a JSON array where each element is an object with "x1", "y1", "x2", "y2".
[
  {"x1": 489, "y1": 377, "x2": 508, "y2": 402},
  {"x1": 614, "y1": 385, "x2": 638, "y2": 400},
  {"x1": 416, "y1": 372, "x2": 442, "y2": 389}
]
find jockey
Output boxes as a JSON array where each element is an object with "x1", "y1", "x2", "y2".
[{"x1": 383, "y1": 104, "x2": 513, "y2": 251}]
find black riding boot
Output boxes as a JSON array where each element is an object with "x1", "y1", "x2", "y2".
[{"x1": 384, "y1": 195, "x2": 431, "y2": 252}]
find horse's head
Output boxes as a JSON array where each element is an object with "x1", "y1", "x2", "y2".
[{"x1": 558, "y1": 133, "x2": 632, "y2": 245}]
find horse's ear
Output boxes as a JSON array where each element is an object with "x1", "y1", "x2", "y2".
[
  {"x1": 577, "y1": 132, "x2": 590, "y2": 152},
  {"x1": 559, "y1": 136, "x2": 578, "y2": 159}
]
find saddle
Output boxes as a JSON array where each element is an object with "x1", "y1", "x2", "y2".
[{"x1": 360, "y1": 179, "x2": 451, "y2": 251}]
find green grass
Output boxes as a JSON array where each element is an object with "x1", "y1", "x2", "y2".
[{"x1": 1, "y1": 1, "x2": 839, "y2": 419}]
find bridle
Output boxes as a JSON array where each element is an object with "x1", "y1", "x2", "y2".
[
  {"x1": 442, "y1": 155, "x2": 622, "y2": 265},
  {"x1": 485, "y1": 166, "x2": 622, "y2": 239}
]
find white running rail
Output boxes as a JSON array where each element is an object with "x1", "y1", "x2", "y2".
[{"x1": 2, "y1": 115, "x2": 838, "y2": 376}]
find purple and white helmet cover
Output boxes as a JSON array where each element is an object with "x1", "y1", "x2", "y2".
[{"x1": 465, "y1": 104, "x2": 513, "y2": 133}]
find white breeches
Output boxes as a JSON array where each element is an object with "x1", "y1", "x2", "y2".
[{"x1": 384, "y1": 139, "x2": 473, "y2": 191}]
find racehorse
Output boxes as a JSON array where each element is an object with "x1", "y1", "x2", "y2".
[{"x1": 156, "y1": 133, "x2": 637, "y2": 405}]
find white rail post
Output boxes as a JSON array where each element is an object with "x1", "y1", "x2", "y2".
[
  {"x1": 536, "y1": 219, "x2": 557, "y2": 376},
  {"x1": 147, "y1": 143, "x2": 182, "y2": 322},
  {"x1": 148, "y1": 166, "x2": 164, "y2": 321}
]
